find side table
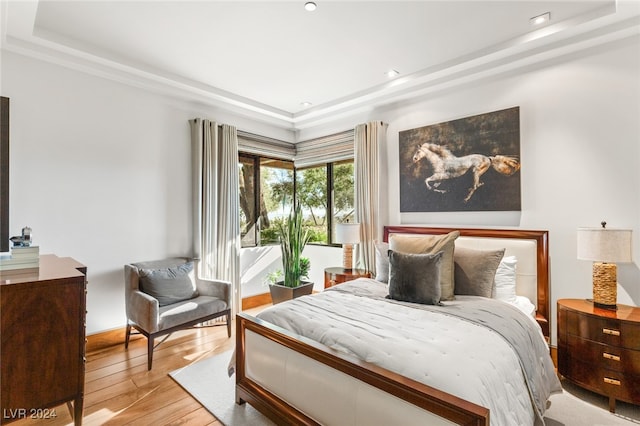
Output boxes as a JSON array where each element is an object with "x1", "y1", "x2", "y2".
[
  {"x1": 557, "y1": 298, "x2": 640, "y2": 412},
  {"x1": 324, "y1": 267, "x2": 371, "y2": 289}
]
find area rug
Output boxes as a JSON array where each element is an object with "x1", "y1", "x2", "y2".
[
  {"x1": 171, "y1": 352, "x2": 639, "y2": 426},
  {"x1": 544, "y1": 379, "x2": 639, "y2": 425},
  {"x1": 169, "y1": 350, "x2": 274, "y2": 426}
]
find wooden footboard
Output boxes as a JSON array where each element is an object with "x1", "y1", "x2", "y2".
[{"x1": 235, "y1": 313, "x2": 489, "y2": 426}]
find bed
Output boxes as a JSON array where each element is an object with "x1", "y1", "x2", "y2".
[{"x1": 234, "y1": 226, "x2": 561, "y2": 425}]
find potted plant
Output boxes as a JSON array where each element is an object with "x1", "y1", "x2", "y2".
[{"x1": 269, "y1": 200, "x2": 313, "y2": 304}]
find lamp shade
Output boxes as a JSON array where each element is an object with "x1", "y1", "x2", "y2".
[
  {"x1": 335, "y1": 223, "x2": 360, "y2": 244},
  {"x1": 577, "y1": 227, "x2": 632, "y2": 263}
]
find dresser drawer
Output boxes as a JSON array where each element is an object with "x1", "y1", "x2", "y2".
[
  {"x1": 565, "y1": 334, "x2": 640, "y2": 374},
  {"x1": 565, "y1": 309, "x2": 640, "y2": 349}
]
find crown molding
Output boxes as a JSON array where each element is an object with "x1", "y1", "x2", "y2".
[{"x1": 1, "y1": 1, "x2": 638, "y2": 136}]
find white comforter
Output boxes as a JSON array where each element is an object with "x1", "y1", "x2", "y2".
[{"x1": 256, "y1": 278, "x2": 562, "y2": 426}]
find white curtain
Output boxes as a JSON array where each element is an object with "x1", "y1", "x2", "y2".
[
  {"x1": 354, "y1": 121, "x2": 387, "y2": 274},
  {"x1": 190, "y1": 119, "x2": 241, "y2": 315}
]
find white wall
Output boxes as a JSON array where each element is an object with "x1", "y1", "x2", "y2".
[
  {"x1": 240, "y1": 244, "x2": 343, "y2": 297},
  {"x1": 3, "y1": 34, "x2": 639, "y2": 345},
  {"x1": 376, "y1": 36, "x2": 640, "y2": 344},
  {"x1": 302, "y1": 35, "x2": 640, "y2": 346},
  {"x1": 0, "y1": 51, "x2": 291, "y2": 333}
]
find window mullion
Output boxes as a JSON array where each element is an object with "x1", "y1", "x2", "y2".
[
  {"x1": 327, "y1": 163, "x2": 334, "y2": 245},
  {"x1": 254, "y1": 156, "x2": 260, "y2": 246}
]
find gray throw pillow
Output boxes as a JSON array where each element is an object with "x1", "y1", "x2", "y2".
[
  {"x1": 139, "y1": 262, "x2": 198, "y2": 306},
  {"x1": 454, "y1": 247, "x2": 505, "y2": 298},
  {"x1": 387, "y1": 250, "x2": 443, "y2": 305},
  {"x1": 389, "y1": 231, "x2": 459, "y2": 301},
  {"x1": 374, "y1": 241, "x2": 390, "y2": 283}
]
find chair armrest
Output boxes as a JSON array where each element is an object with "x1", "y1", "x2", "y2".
[
  {"x1": 196, "y1": 278, "x2": 231, "y2": 306},
  {"x1": 127, "y1": 290, "x2": 160, "y2": 333}
]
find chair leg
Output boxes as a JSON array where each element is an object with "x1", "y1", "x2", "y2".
[
  {"x1": 125, "y1": 324, "x2": 131, "y2": 348},
  {"x1": 226, "y1": 312, "x2": 232, "y2": 337},
  {"x1": 147, "y1": 336, "x2": 154, "y2": 370}
]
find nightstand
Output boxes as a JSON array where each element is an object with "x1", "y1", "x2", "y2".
[
  {"x1": 557, "y1": 298, "x2": 640, "y2": 412},
  {"x1": 323, "y1": 267, "x2": 371, "y2": 289}
]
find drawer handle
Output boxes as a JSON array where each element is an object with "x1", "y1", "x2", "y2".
[
  {"x1": 602, "y1": 328, "x2": 620, "y2": 336},
  {"x1": 603, "y1": 352, "x2": 621, "y2": 362},
  {"x1": 604, "y1": 377, "x2": 621, "y2": 386}
]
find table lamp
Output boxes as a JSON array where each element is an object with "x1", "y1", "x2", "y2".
[
  {"x1": 577, "y1": 221, "x2": 632, "y2": 309},
  {"x1": 335, "y1": 223, "x2": 360, "y2": 269}
]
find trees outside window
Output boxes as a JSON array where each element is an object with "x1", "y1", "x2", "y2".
[{"x1": 239, "y1": 154, "x2": 353, "y2": 248}]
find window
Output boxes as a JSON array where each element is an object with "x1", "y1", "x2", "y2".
[
  {"x1": 239, "y1": 154, "x2": 354, "y2": 248},
  {"x1": 238, "y1": 155, "x2": 257, "y2": 246},
  {"x1": 259, "y1": 158, "x2": 294, "y2": 244},
  {"x1": 239, "y1": 154, "x2": 294, "y2": 247},
  {"x1": 331, "y1": 160, "x2": 355, "y2": 241},
  {"x1": 296, "y1": 165, "x2": 328, "y2": 244}
]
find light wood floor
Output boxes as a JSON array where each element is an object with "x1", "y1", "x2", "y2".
[{"x1": 12, "y1": 307, "x2": 266, "y2": 426}]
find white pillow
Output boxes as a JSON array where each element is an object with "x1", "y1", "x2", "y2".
[
  {"x1": 510, "y1": 295, "x2": 536, "y2": 318},
  {"x1": 493, "y1": 255, "x2": 517, "y2": 303},
  {"x1": 374, "y1": 241, "x2": 389, "y2": 283}
]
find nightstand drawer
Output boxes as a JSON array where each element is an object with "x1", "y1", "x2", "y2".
[
  {"x1": 565, "y1": 334, "x2": 640, "y2": 374},
  {"x1": 565, "y1": 309, "x2": 640, "y2": 349},
  {"x1": 564, "y1": 359, "x2": 640, "y2": 403}
]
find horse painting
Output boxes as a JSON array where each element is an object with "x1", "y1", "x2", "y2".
[{"x1": 412, "y1": 143, "x2": 520, "y2": 202}]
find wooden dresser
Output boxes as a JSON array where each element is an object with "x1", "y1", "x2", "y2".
[
  {"x1": 1, "y1": 254, "x2": 87, "y2": 425},
  {"x1": 557, "y1": 298, "x2": 640, "y2": 412}
]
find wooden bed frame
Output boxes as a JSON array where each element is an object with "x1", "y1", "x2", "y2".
[{"x1": 236, "y1": 226, "x2": 550, "y2": 425}]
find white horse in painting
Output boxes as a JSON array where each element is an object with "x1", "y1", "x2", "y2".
[{"x1": 412, "y1": 143, "x2": 520, "y2": 202}]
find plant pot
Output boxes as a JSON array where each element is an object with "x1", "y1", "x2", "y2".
[{"x1": 269, "y1": 281, "x2": 314, "y2": 305}]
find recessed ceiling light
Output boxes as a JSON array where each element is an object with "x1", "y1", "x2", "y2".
[
  {"x1": 300, "y1": 101, "x2": 313, "y2": 107},
  {"x1": 385, "y1": 69, "x2": 400, "y2": 78},
  {"x1": 530, "y1": 12, "x2": 550, "y2": 26},
  {"x1": 304, "y1": 2, "x2": 317, "y2": 12}
]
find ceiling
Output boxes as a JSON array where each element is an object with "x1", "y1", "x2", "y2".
[{"x1": 2, "y1": 1, "x2": 639, "y2": 136}]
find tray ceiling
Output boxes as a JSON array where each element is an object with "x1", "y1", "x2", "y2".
[{"x1": 2, "y1": 1, "x2": 638, "y2": 133}]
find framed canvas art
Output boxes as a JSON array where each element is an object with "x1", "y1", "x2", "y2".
[{"x1": 399, "y1": 107, "x2": 521, "y2": 212}]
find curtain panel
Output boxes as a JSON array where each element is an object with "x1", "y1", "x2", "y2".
[
  {"x1": 354, "y1": 121, "x2": 387, "y2": 274},
  {"x1": 190, "y1": 119, "x2": 241, "y2": 315}
]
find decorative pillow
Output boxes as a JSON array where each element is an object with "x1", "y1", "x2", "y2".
[
  {"x1": 454, "y1": 247, "x2": 505, "y2": 298},
  {"x1": 139, "y1": 262, "x2": 198, "y2": 306},
  {"x1": 374, "y1": 241, "x2": 390, "y2": 283},
  {"x1": 388, "y1": 231, "x2": 459, "y2": 300},
  {"x1": 494, "y1": 255, "x2": 518, "y2": 303},
  {"x1": 387, "y1": 250, "x2": 443, "y2": 305}
]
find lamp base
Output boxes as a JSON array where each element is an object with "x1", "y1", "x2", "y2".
[
  {"x1": 592, "y1": 262, "x2": 617, "y2": 308},
  {"x1": 586, "y1": 299, "x2": 618, "y2": 311},
  {"x1": 342, "y1": 244, "x2": 353, "y2": 269},
  {"x1": 594, "y1": 301, "x2": 618, "y2": 310}
]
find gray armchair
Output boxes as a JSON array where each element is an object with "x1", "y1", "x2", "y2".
[{"x1": 124, "y1": 257, "x2": 231, "y2": 370}]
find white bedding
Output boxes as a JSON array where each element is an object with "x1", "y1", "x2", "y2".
[{"x1": 256, "y1": 278, "x2": 561, "y2": 426}]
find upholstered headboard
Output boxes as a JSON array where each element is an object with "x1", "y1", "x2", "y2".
[{"x1": 383, "y1": 226, "x2": 550, "y2": 339}]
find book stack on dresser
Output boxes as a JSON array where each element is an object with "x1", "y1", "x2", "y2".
[{"x1": 0, "y1": 246, "x2": 39, "y2": 271}]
